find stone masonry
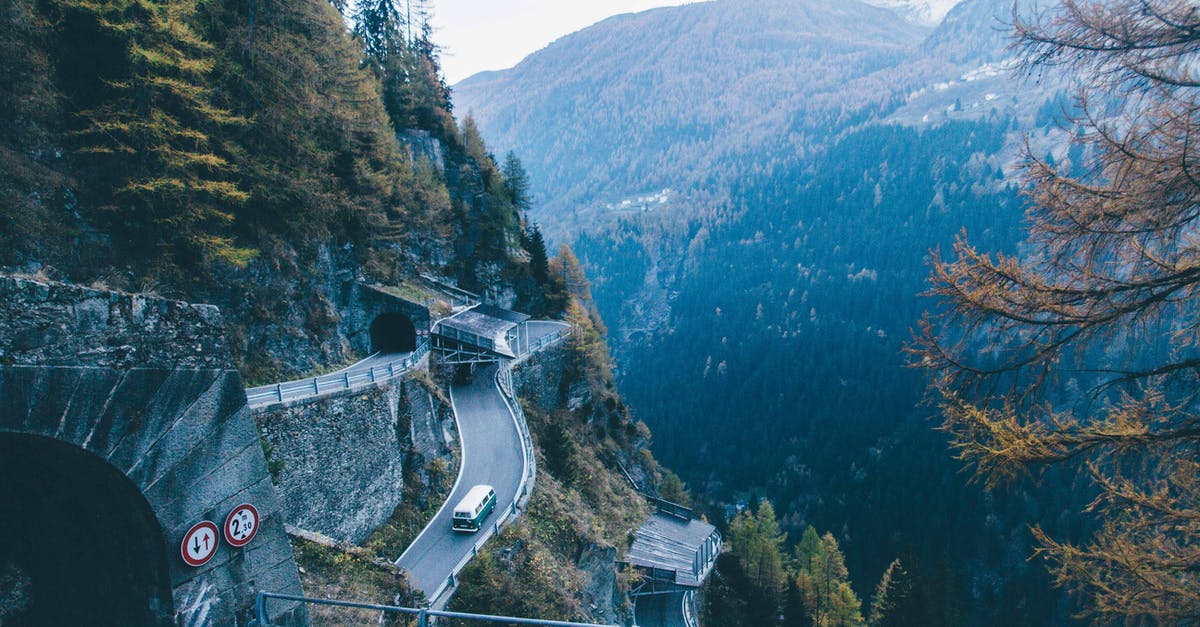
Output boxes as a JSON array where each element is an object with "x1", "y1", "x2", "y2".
[{"x1": 0, "y1": 276, "x2": 307, "y2": 626}]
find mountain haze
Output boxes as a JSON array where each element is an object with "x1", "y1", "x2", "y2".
[
  {"x1": 864, "y1": 0, "x2": 963, "y2": 24},
  {"x1": 455, "y1": 0, "x2": 931, "y2": 228},
  {"x1": 453, "y1": 0, "x2": 1079, "y2": 624}
]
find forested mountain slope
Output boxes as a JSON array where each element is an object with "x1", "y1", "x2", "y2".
[
  {"x1": 0, "y1": 0, "x2": 543, "y2": 381},
  {"x1": 0, "y1": 1, "x2": 686, "y2": 622},
  {"x1": 454, "y1": 0, "x2": 930, "y2": 231},
  {"x1": 455, "y1": 0, "x2": 1082, "y2": 624}
]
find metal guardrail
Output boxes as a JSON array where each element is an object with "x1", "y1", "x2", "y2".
[
  {"x1": 419, "y1": 273, "x2": 480, "y2": 310},
  {"x1": 646, "y1": 496, "x2": 693, "y2": 522},
  {"x1": 681, "y1": 590, "x2": 698, "y2": 627},
  {"x1": 419, "y1": 327, "x2": 568, "y2": 609},
  {"x1": 245, "y1": 339, "x2": 430, "y2": 407},
  {"x1": 512, "y1": 325, "x2": 571, "y2": 365},
  {"x1": 498, "y1": 363, "x2": 537, "y2": 514},
  {"x1": 420, "y1": 364, "x2": 537, "y2": 609},
  {"x1": 250, "y1": 592, "x2": 617, "y2": 626}
]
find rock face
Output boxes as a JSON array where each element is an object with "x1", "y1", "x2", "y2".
[
  {"x1": 0, "y1": 276, "x2": 307, "y2": 626},
  {"x1": 0, "y1": 275, "x2": 231, "y2": 369},
  {"x1": 512, "y1": 343, "x2": 630, "y2": 621},
  {"x1": 254, "y1": 373, "x2": 456, "y2": 544},
  {"x1": 511, "y1": 342, "x2": 570, "y2": 414},
  {"x1": 220, "y1": 245, "x2": 435, "y2": 386},
  {"x1": 577, "y1": 543, "x2": 624, "y2": 624}
]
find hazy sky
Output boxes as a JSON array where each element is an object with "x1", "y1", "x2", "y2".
[{"x1": 431, "y1": 1, "x2": 699, "y2": 84}]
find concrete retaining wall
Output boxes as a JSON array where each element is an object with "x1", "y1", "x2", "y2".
[
  {"x1": 0, "y1": 276, "x2": 307, "y2": 626},
  {"x1": 254, "y1": 374, "x2": 456, "y2": 544}
]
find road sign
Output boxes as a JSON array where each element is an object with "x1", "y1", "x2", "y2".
[
  {"x1": 181, "y1": 521, "x2": 219, "y2": 567},
  {"x1": 223, "y1": 503, "x2": 260, "y2": 548}
]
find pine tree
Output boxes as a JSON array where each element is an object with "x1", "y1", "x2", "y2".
[
  {"x1": 793, "y1": 527, "x2": 864, "y2": 627},
  {"x1": 723, "y1": 501, "x2": 788, "y2": 626},
  {"x1": 866, "y1": 559, "x2": 908, "y2": 627},
  {"x1": 502, "y1": 151, "x2": 532, "y2": 212},
  {"x1": 352, "y1": 0, "x2": 405, "y2": 65},
  {"x1": 68, "y1": 0, "x2": 252, "y2": 270},
  {"x1": 739, "y1": 501, "x2": 787, "y2": 595},
  {"x1": 525, "y1": 225, "x2": 549, "y2": 284},
  {"x1": 915, "y1": 1, "x2": 1200, "y2": 620}
]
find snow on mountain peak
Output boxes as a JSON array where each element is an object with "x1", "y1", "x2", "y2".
[{"x1": 863, "y1": 0, "x2": 963, "y2": 25}]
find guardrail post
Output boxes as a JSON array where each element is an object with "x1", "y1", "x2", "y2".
[
  {"x1": 313, "y1": 378, "x2": 319, "y2": 394},
  {"x1": 276, "y1": 383, "x2": 283, "y2": 402},
  {"x1": 255, "y1": 592, "x2": 268, "y2": 626},
  {"x1": 389, "y1": 362, "x2": 395, "y2": 377},
  {"x1": 369, "y1": 366, "x2": 375, "y2": 382},
  {"x1": 344, "y1": 371, "x2": 350, "y2": 388},
  {"x1": 417, "y1": 609, "x2": 428, "y2": 627}
]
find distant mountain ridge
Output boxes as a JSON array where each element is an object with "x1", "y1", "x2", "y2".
[
  {"x1": 451, "y1": 1, "x2": 1076, "y2": 623},
  {"x1": 863, "y1": 0, "x2": 963, "y2": 25},
  {"x1": 453, "y1": 0, "x2": 1036, "y2": 237},
  {"x1": 454, "y1": 0, "x2": 933, "y2": 229}
]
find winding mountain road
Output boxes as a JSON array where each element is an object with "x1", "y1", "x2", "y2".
[
  {"x1": 396, "y1": 320, "x2": 568, "y2": 605},
  {"x1": 396, "y1": 363, "x2": 524, "y2": 595}
]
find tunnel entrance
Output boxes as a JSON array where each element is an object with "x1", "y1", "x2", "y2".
[
  {"x1": 0, "y1": 434, "x2": 174, "y2": 627},
  {"x1": 370, "y1": 312, "x2": 417, "y2": 354}
]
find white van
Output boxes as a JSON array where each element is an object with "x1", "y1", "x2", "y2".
[{"x1": 451, "y1": 484, "x2": 496, "y2": 532}]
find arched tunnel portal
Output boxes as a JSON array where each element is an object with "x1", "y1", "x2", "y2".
[
  {"x1": 369, "y1": 312, "x2": 417, "y2": 354},
  {"x1": 0, "y1": 433, "x2": 174, "y2": 626}
]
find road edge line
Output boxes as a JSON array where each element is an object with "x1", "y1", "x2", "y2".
[{"x1": 394, "y1": 373, "x2": 468, "y2": 570}]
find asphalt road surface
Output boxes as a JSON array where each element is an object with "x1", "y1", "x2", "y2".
[
  {"x1": 523, "y1": 320, "x2": 569, "y2": 349},
  {"x1": 634, "y1": 590, "x2": 694, "y2": 627},
  {"x1": 395, "y1": 362, "x2": 526, "y2": 597}
]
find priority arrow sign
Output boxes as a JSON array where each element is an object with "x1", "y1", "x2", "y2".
[{"x1": 181, "y1": 521, "x2": 219, "y2": 567}]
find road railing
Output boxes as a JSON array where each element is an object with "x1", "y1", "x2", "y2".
[
  {"x1": 647, "y1": 495, "x2": 694, "y2": 522},
  {"x1": 497, "y1": 363, "x2": 537, "y2": 514},
  {"x1": 421, "y1": 364, "x2": 536, "y2": 610},
  {"x1": 512, "y1": 324, "x2": 571, "y2": 366},
  {"x1": 682, "y1": 590, "x2": 698, "y2": 627},
  {"x1": 250, "y1": 592, "x2": 617, "y2": 626},
  {"x1": 245, "y1": 338, "x2": 430, "y2": 408}
]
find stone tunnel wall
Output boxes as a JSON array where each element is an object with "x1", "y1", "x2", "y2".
[
  {"x1": 253, "y1": 372, "x2": 456, "y2": 544},
  {"x1": 258, "y1": 338, "x2": 568, "y2": 547},
  {"x1": 338, "y1": 283, "x2": 433, "y2": 357},
  {"x1": 0, "y1": 276, "x2": 307, "y2": 626}
]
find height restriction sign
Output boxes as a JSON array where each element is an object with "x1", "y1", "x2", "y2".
[
  {"x1": 181, "y1": 521, "x2": 219, "y2": 567},
  {"x1": 223, "y1": 503, "x2": 259, "y2": 548}
]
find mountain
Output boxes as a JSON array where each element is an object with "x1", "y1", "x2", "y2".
[
  {"x1": 454, "y1": 0, "x2": 1045, "y2": 241},
  {"x1": 454, "y1": 0, "x2": 931, "y2": 234},
  {"x1": 453, "y1": 0, "x2": 1080, "y2": 624},
  {"x1": 864, "y1": 0, "x2": 963, "y2": 25},
  {"x1": 0, "y1": 1, "x2": 690, "y2": 623}
]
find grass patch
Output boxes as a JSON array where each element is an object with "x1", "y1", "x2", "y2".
[
  {"x1": 291, "y1": 536, "x2": 423, "y2": 625},
  {"x1": 363, "y1": 456, "x2": 455, "y2": 559}
]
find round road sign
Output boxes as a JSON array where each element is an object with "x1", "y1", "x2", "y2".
[
  {"x1": 223, "y1": 503, "x2": 260, "y2": 548},
  {"x1": 181, "y1": 521, "x2": 219, "y2": 567}
]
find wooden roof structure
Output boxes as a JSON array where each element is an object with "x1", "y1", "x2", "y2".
[
  {"x1": 624, "y1": 511, "x2": 721, "y2": 588},
  {"x1": 435, "y1": 305, "x2": 530, "y2": 359}
]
